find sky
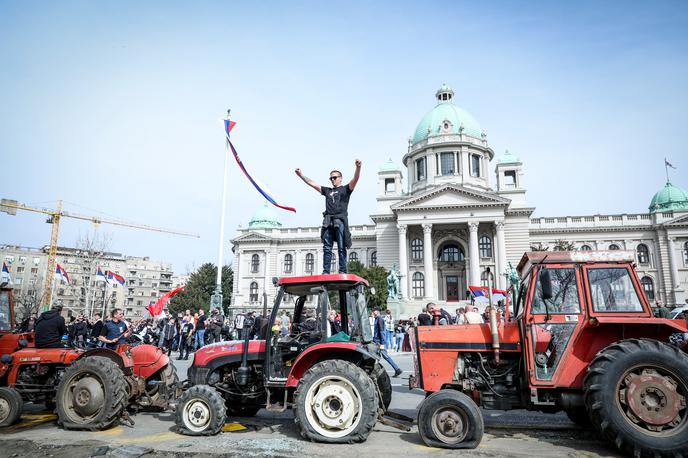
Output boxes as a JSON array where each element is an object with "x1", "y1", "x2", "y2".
[{"x1": 1, "y1": 1, "x2": 687, "y2": 275}]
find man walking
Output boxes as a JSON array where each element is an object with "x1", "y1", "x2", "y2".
[
  {"x1": 295, "y1": 160, "x2": 362, "y2": 273},
  {"x1": 373, "y1": 307, "x2": 402, "y2": 377}
]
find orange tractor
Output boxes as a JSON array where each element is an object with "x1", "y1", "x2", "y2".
[
  {"x1": 411, "y1": 251, "x2": 688, "y2": 457},
  {"x1": 0, "y1": 284, "x2": 179, "y2": 429}
]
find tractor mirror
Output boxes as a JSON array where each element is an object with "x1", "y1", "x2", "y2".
[{"x1": 539, "y1": 268, "x2": 553, "y2": 300}]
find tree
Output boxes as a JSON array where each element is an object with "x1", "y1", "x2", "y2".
[
  {"x1": 347, "y1": 261, "x2": 389, "y2": 310},
  {"x1": 530, "y1": 242, "x2": 549, "y2": 251},
  {"x1": 72, "y1": 231, "x2": 112, "y2": 316},
  {"x1": 552, "y1": 239, "x2": 576, "y2": 251},
  {"x1": 168, "y1": 263, "x2": 233, "y2": 315},
  {"x1": 13, "y1": 276, "x2": 44, "y2": 323}
]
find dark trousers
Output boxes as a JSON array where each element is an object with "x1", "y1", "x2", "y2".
[
  {"x1": 323, "y1": 221, "x2": 347, "y2": 274},
  {"x1": 179, "y1": 337, "x2": 190, "y2": 359}
]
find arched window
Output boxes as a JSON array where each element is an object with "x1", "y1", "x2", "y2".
[
  {"x1": 412, "y1": 272, "x2": 425, "y2": 298},
  {"x1": 305, "y1": 253, "x2": 314, "y2": 273},
  {"x1": 479, "y1": 235, "x2": 492, "y2": 258},
  {"x1": 283, "y1": 254, "x2": 293, "y2": 273},
  {"x1": 249, "y1": 282, "x2": 259, "y2": 302},
  {"x1": 480, "y1": 269, "x2": 494, "y2": 287},
  {"x1": 683, "y1": 241, "x2": 688, "y2": 265},
  {"x1": 251, "y1": 254, "x2": 260, "y2": 273},
  {"x1": 640, "y1": 276, "x2": 654, "y2": 301},
  {"x1": 349, "y1": 252, "x2": 358, "y2": 263},
  {"x1": 411, "y1": 238, "x2": 423, "y2": 261},
  {"x1": 580, "y1": 244, "x2": 592, "y2": 251},
  {"x1": 608, "y1": 244, "x2": 620, "y2": 250},
  {"x1": 440, "y1": 244, "x2": 465, "y2": 262},
  {"x1": 636, "y1": 244, "x2": 649, "y2": 265},
  {"x1": 370, "y1": 251, "x2": 377, "y2": 267}
]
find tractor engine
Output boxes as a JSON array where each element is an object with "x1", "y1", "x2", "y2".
[
  {"x1": 15, "y1": 363, "x2": 65, "y2": 403},
  {"x1": 460, "y1": 353, "x2": 523, "y2": 411},
  {"x1": 208, "y1": 363, "x2": 267, "y2": 406}
]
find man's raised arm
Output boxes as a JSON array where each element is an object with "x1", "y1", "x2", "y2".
[
  {"x1": 348, "y1": 159, "x2": 362, "y2": 191},
  {"x1": 295, "y1": 168, "x2": 322, "y2": 193}
]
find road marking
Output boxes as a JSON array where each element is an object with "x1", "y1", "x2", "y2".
[
  {"x1": 222, "y1": 422, "x2": 247, "y2": 432},
  {"x1": 95, "y1": 425, "x2": 124, "y2": 436},
  {"x1": 114, "y1": 431, "x2": 182, "y2": 444},
  {"x1": 4, "y1": 413, "x2": 57, "y2": 431}
]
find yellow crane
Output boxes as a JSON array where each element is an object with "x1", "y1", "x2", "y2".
[{"x1": 1, "y1": 198, "x2": 199, "y2": 308}]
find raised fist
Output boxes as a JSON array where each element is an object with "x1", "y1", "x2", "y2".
[
  {"x1": 295, "y1": 168, "x2": 302, "y2": 176},
  {"x1": 355, "y1": 159, "x2": 362, "y2": 168}
]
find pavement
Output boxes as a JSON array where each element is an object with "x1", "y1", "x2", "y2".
[{"x1": 0, "y1": 351, "x2": 623, "y2": 457}]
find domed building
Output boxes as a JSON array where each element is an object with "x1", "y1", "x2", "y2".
[{"x1": 230, "y1": 86, "x2": 688, "y2": 311}]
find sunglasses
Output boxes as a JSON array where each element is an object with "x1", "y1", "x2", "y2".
[{"x1": 329, "y1": 176, "x2": 341, "y2": 181}]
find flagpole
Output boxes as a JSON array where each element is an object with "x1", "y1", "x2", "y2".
[{"x1": 665, "y1": 158, "x2": 669, "y2": 182}]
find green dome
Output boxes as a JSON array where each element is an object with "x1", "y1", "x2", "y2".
[
  {"x1": 412, "y1": 85, "x2": 483, "y2": 144},
  {"x1": 248, "y1": 203, "x2": 282, "y2": 229},
  {"x1": 498, "y1": 149, "x2": 521, "y2": 164},
  {"x1": 649, "y1": 181, "x2": 688, "y2": 213},
  {"x1": 379, "y1": 158, "x2": 400, "y2": 172}
]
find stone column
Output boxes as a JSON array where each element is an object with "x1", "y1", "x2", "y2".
[
  {"x1": 495, "y1": 221, "x2": 507, "y2": 289},
  {"x1": 422, "y1": 224, "x2": 435, "y2": 299},
  {"x1": 468, "y1": 222, "x2": 480, "y2": 286},
  {"x1": 397, "y1": 224, "x2": 408, "y2": 299},
  {"x1": 666, "y1": 235, "x2": 686, "y2": 305}
]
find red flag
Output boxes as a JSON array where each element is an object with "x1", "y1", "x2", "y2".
[{"x1": 147, "y1": 286, "x2": 184, "y2": 317}]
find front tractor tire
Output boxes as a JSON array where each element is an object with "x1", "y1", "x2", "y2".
[
  {"x1": 175, "y1": 385, "x2": 226, "y2": 436},
  {"x1": 584, "y1": 338, "x2": 688, "y2": 458},
  {"x1": 56, "y1": 356, "x2": 128, "y2": 431},
  {"x1": 0, "y1": 387, "x2": 23, "y2": 427},
  {"x1": 294, "y1": 359, "x2": 378, "y2": 443},
  {"x1": 417, "y1": 390, "x2": 484, "y2": 449}
]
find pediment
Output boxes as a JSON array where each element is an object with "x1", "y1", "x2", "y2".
[
  {"x1": 664, "y1": 213, "x2": 688, "y2": 227},
  {"x1": 392, "y1": 185, "x2": 510, "y2": 211},
  {"x1": 232, "y1": 231, "x2": 276, "y2": 243}
]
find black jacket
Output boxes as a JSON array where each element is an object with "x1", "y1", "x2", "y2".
[
  {"x1": 35, "y1": 309, "x2": 66, "y2": 348},
  {"x1": 90, "y1": 320, "x2": 103, "y2": 339}
]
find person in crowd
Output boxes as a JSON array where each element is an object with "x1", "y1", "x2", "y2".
[
  {"x1": 194, "y1": 308, "x2": 206, "y2": 350},
  {"x1": 427, "y1": 303, "x2": 452, "y2": 325},
  {"x1": 66, "y1": 315, "x2": 77, "y2": 346},
  {"x1": 417, "y1": 304, "x2": 433, "y2": 326},
  {"x1": 19, "y1": 313, "x2": 37, "y2": 333},
  {"x1": 300, "y1": 308, "x2": 318, "y2": 332},
  {"x1": 98, "y1": 308, "x2": 132, "y2": 350},
  {"x1": 34, "y1": 304, "x2": 66, "y2": 348},
  {"x1": 206, "y1": 308, "x2": 223, "y2": 344},
  {"x1": 454, "y1": 307, "x2": 466, "y2": 325},
  {"x1": 384, "y1": 309, "x2": 394, "y2": 350},
  {"x1": 178, "y1": 316, "x2": 194, "y2": 360},
  {"x1": 372, "y1": 307, "x2": 402, "y2": 377},
  {"x1": 281, "y1": 311, "x2": 291, "y2": 332},
  {"x1": 89, "y1": 313, "x2": 103, "y2": 347},
  {"x1": 73, "y1": 314, "x2": 89, "y2": 349},
  {"x1": 464, "y1": 306, "x2": 483, "y2": 324},
  {"x1": 394, "y1": 321, "x2": 405, "y2": 352},
  {"x1": 160, "y1": 317, "x2": 177, "y2": 356},
  {"x1": 328, "y1": 309, "x2": 341, "y2": 335}
]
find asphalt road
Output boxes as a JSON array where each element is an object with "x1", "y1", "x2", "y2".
[{"x1": 0, "y1": 351, "x2": 624, "y2": 457}]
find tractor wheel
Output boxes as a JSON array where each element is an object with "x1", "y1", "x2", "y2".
[
  {"x1": 56, "y1": 356, "x2": 127, "y2": 430},
  {"x1": 0, "y1": 387, "x2": 23, "y2": 427},
  {"x1": 226, "y1": 405, "x2": 261, "y2": 417},
  {"x1": 175, "y1": 385, "x2": 226, "y2": 436},
  {"x1": 372, "y1": 363, "x2": 392, "y2": 411},
  {"x1": 417, "y1": 389, "x2": 483, "y2": 449},
  {"x1": 140, "y1": 363, "x2": 179, "y2": 410},
  {"x1": 564, "y1": 407, "x2": 590, "y2": 428},
  {"x1": 584, "y1": 338, "x2": 688, "y2": 458},
  {"x1": 294, "y1": 359, "x2": 378, "y2": 443}
]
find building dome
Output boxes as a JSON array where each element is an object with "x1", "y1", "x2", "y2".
[
  {"x1": 379, "y1": 158, "x2": 401, "y2": 173},
  {"x1": 412, "y1": 85, "x2": 483, "y2": 144},
  {"x1": 649, "y1": 181, "x2": 688, "y2": 213},
  {"x1": 248, "y1": 203, "x2": 282, "y2": 229}
]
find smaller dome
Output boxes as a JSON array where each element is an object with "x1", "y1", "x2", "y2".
[
  {"x1": 379, "y1": 158, "x2": 400, "y2": 173},
  {"x1": 498, "y1": 149, "x2": 521, "y2": 164},
  {"x1": 649, "y1": 181, "x2": 688, "y2": 213},
  {"x1": 248, "y1": 203, "x2": 282, "y2": 229}
]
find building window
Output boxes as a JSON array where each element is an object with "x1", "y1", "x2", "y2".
[
  {"x1": 471, "y1": 154, "x2": 481, "y2": 177},
  {"x1": 683, "y1": 241, "x2": 688, "y2": 265},
  {"x1": 33, "y1": 257, "x2": 40, "y2": 265},
  {"x1": 608, "y1": 244, "x2": 620, "y2": 250},
  {"x1": 249, "y1": 282, "x2": 259, "y2": 302},
  {"x1": 640, "y1": 276, "x2": 655, "y2": 301},
  {"x1": 636, "y1": 244, "x2": 649, "y2": 264},
  {"x1": 415, "y1": 157, "x2": 426, "y2": 181},
  {"x1": 349, "y1": 252, "x2": 359, "y2": 263},
  {"x1": 504, "y1": 170, "x2": 516, "y2": 188},
  {"x1": 16, "y1": 267, "x2": 24, "y2": 273},
  {"x1": 251, "y1": 254, "x2": 260, "y2": 273},
  {"x1": 305, "y1": 253, "x2": 314, "y2": 273},
  {"x1": 580, "y1": 244, "x2": 592, "y2": 251},
  {"x1": 411, "y1": 238, "x2": 423, "y2": 261},
  {"x1": 19, "y1": 256, "x2": 26, "y2": 263},
  {"x1": 385, "y1": 178, "x2": 395, "y2": 193},
  {"x1": 370, "y1": 251, "x2": 377, "y2": 267},
  {"x1": 480, "y1": 269, "x2": 494, "y2": 287},
  {"x1": 440, "y1": 244, "x2": 464, "y2": 262},
  {"x1": 412, "y1": 272, "x2": 425, "y2": 298},
  {"x1": 440, "y1": 152, "x2": 455, "y2": 175},
  {"x1": 284, "y1": 254, "x2": 293, "y2": 273},
  {"x1": 479, "y1": 236, "x2": 492, "y2": 258}
]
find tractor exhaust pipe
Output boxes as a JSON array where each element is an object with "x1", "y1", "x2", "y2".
[
  {"x1": 486, "y1": 268, "x2": 500, "y2": 364},
  {"x1": 237, "y1": 314, "x2": 254, "y2": 386}
]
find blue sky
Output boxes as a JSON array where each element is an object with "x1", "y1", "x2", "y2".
[{"x1": 1, "y1": 1, "x2": 687, "y2": 273}]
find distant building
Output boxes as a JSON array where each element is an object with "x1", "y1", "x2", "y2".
[{"x1": 230, "y1": 85, "x2": 688, "y2": 313}]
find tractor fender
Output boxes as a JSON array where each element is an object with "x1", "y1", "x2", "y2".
[
  {"x1": 129, "y1": 344, "x2": 170, "y2": 380},
  {"x1": 75, "y1": 348, "x2": 131, "y2": 375},
  {"x1": 285, "y1": 343, "x2": 376, "y2": 388}
]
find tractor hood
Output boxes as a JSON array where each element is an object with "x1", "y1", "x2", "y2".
[{"x1": 192, "y1": 339, "x2": 266, "y2": 367}]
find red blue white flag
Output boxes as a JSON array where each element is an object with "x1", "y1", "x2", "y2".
[
  {"x1": 1, "y1": 262, "x2": 11, "y2": 283},
  {"x1": 95, "y1": 267, "x2": 106, "y2": 283},
  {"x1": 224, "y1": 118, "x2": 296, "y2": 213},
  {"x1": 56, "y1": 263, "x2": 70, "y2": 284},
  {"x1": 469, "y1": 285, "x2": 507, "y2": 303},
  {"x1": 106, "y1": 271, "x2": 125, "y2": 286}
]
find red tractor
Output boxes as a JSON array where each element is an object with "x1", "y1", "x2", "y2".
[
  {"x1": 411, "y1": 251, "x2": 688, "y2": 457},
  {"x1": 0, "y1": 284, "x2": 179, "y2": 429},
  {"x1": 174, "y1": 274, "x2": 395, "y2": 443}
]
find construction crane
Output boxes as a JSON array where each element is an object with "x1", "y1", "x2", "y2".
[{"x1": 1, "y1": 198, "x2": 199, "y2": 308}]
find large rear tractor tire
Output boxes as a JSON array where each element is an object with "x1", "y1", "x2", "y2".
[
  {"x1": 565, "y1": 407, "x2": 591, "y2": 428},
  {"x1": 417, "y1": 389, "x2": 483, "y2": 449},
  {"x1": 0, "y1": 387, "x2": 23, "y2": 427},
  {"x1": 372, "y1": 363, "x2": 392, "y2": 411},
  {"x1": 56, "y1": 356, "x2": 128, "y2": 430},
  {"x1": 584, "y1": 338, "x2": 688, "y2": 458},
  {"x1": 175, "y1": 385, "x2": 226, "y2": 436},
  {"x1": 294, "y1": 359, "x2": 378, "y2": 443}
]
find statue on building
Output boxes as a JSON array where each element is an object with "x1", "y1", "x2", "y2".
[
  {"x1": 387, "y1": 264, "x2": 401, "y2": 300},
  {"x1": 504, "y1": 262, "x2": 520, "y2": 305}
]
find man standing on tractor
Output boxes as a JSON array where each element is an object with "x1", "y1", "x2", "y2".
[
  {"x1": 373, "y1": 307, "x2": 403, "y2": 377},
  {"x1": 98, "y1": 308, "x2": 132, "y2": 350},
  {"x1": 34, "y1": 304, "x2": 66, "y2": 348},
  {"x1": 295, "y1": 160, "x2": 362, "y2": 274}
]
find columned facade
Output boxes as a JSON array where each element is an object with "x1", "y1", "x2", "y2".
[
  {"x1": 468, "y1": 222, "x2": 480, "y2": 287},
  {"x1": 495, "y1": 221, "x2": 507, "y2": 289},
  {"x1": 397, "y1": 224, "x2": 408, "y2": 299},
  {"x1": 422, "y1": 224, "x2": 434, "y2": 299}
]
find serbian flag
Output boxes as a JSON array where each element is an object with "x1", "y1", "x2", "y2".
[
  {"x1": 95, "y1": 267, "x2": 106, "y2": 282},
  {"x1": 107, "y1": 271, "x2": 125, "y2": 285},
  {"x1": 56, "y1": 263, "x2": 70, "y2": 284},
  {"x1": 147, "y1": 286, "x2": 184, "y2": 318},
  {"x1": 1, "y1": 262, "x2": 11, "y2": 283},
  {"x1": 469, "y1": 285, "x2": 507, "y2": 303},
  {"x1": 224, "y1": 118, "x2": 296, "y2": 213}
]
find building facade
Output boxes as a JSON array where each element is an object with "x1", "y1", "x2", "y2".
[{"x1": 230, "y1": 85, "x2": 688, "y2": 313}]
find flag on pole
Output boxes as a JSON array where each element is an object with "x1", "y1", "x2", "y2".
[
  {"x1": 106, "y1": 271, "x2": 125, "y2": 286},
  {"x1": 95, "y1": 267, "x2": 106, "y2": 282},
  {"x1": 665, "y1": 158, "x2": 676, "y2": 169},
  {"x1": 56, "y1": 263, "x2": 70, "y2": 284},
  {"x1": 147, "y1": 286, "x2": 184, "y2": 318},
  {"x1": 224, "y1": 118, "x2": 296, "y2": 213},
  {"x1": 1, "y1": 262, "x2": 11, "y2": 283},
  {"x1": 468, "y1": 285, "x2": 507, "y2": 303}
]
